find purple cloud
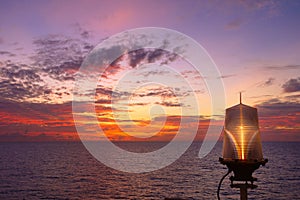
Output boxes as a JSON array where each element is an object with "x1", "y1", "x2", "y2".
[
  {"x1": 225, "y1": 18, "x2": 243, "y2": 30},
  {"x1": 282, "y1": 77, "x2": 300, "y2": 93},
  {"x1": 258, "y1": 77, "x2": 275, "y2": 87}
]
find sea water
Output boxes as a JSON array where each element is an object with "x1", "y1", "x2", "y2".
[{"x1": 0, "y1": 142, "x2": 299, "y2": 199}]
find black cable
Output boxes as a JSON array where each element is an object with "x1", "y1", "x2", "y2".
[{"x1": 217, "y1": 169, "x2": 231, "y2": 200}]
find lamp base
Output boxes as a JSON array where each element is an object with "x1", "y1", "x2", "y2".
[{"x1": 219, "y1": 158, "x2": 268, "y2": 182}]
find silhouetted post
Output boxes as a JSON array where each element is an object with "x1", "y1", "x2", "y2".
[{"x1": 240, "y1": 185, "x2": 247, "y2": 200}]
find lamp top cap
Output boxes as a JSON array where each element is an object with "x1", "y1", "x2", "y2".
[{"x1": 226, "y1": 92, "x2": 257, "y2": 111}]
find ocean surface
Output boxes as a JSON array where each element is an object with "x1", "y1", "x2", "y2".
[{"x1": 0, "y1": 142, "x2": 299, "y2": 200}]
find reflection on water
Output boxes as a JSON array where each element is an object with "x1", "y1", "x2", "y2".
[{"x1": 0, "y1": 142, "x2": 299, "y2": 199}]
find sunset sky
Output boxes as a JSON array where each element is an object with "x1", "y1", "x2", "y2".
[{"x1": 0, "y1": 0, "x2": 299, "y2": 142}]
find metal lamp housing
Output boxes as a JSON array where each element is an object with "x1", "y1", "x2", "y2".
[{"x1": 220, "y1": 101, "x2": 267, "y2": 182}]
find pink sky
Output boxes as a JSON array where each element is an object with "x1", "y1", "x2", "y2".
[{"x1": 0, "y1": 0, "x2": 299, "y2": 142}]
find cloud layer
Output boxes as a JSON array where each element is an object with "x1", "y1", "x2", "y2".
[{"x1": 282, "y1": 77, "x2": 300, "y2": 93}]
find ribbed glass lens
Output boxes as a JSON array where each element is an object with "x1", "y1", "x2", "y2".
[{"x1": 223, "y1": 104, "x2": 263, "y2": 161}]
